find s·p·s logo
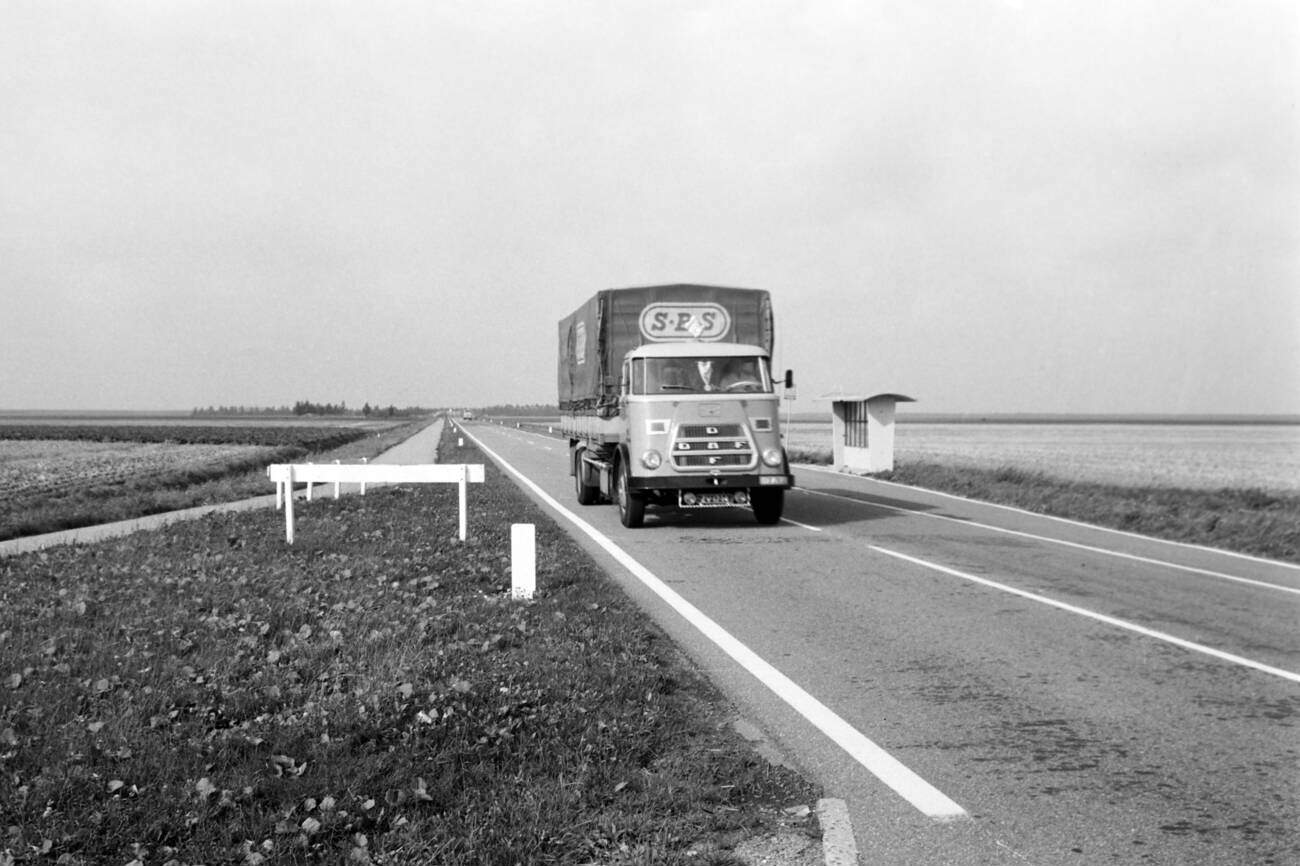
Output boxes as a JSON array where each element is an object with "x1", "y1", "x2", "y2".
[{"x1": 639, "y1": 303, "x2": 731, "y2": 342}]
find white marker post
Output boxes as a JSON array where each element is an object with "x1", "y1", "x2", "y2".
[
  {"x1": 284, "y1": 465, "x2": 296, "y2": 544},
  {"x1": 333, "y1": 460, "x2": 341, "y2": 499},
  {"x1": 511, "y1": 523, "x2": 535, "y2": 600},
  {"x1": 458, "y1": 464, "x2": 469, "y2": 541}
]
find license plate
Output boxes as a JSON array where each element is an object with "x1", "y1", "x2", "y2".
[{"x1": 681, "y1": 492, "x2": 735, "y2": 508}]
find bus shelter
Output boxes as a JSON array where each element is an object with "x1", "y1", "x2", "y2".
[{"x1": 821, "y1": 391, "x2": 916, "y2": 472}]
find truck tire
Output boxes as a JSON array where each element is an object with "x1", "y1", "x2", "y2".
[
  {"x1": 751, "y1": 488, "x2": 784, "y2": 525},
  {"x1": 615, "y1": 458, "x2": 645, "y2": 528},
  {"x1": 574, "y1": 450, "x2": 600, "y2": 505}
]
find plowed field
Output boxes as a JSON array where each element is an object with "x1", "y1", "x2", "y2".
[{"x1": 0, "y1": 440, "x2": 277, "y2": 499}]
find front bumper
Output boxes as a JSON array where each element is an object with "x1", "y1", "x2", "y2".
[{"x1": 626, "y1": 473, "x2": 793, "y2": 492}]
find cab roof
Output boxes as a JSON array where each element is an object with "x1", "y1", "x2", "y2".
[{"x1": 626, "y1": 343, "x2": 769, "y2": 359}]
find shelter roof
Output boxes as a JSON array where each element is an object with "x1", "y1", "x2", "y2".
[{"x1": 816, "y1": 390, "x2": 917, "y2": 403}]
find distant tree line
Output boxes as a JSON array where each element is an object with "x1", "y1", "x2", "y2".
[
  {"x1": 292, "y1": 400, "x2": 349, "y2": 416},
  {"x1": 474, "y1": 403, "x2": 558, "y2": 417},
  {"x1": 191, "y1": 402, "x2": 433, "y2": 418}
]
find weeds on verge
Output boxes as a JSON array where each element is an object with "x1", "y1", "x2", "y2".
[
  {"x1": 875, "y1": 461, "x2": 1300, "y2": 564},
  {"x1": 784, "y1": 444, "x2": 1299, "y2": 564}
]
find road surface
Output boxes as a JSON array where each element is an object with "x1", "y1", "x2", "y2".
[{"x1": 461, "y1": 420, "x2": 1300, "y2": 865}]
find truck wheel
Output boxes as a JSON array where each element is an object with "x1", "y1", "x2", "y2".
[
  {"x1": 616, "y1": 459, "x2": 645, "y2": 528},
  {"x1": 574, "y1": 451, "x2": 600, "y2": 505},
  {"x1": 751, "y1": 488, "x2": 784, "y2": 525}
]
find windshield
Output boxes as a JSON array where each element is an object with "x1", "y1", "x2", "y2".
[{"x1": 637, "y1": 356, "x2": 772, "y2": 395}]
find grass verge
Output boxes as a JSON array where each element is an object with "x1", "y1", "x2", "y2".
[
  {"x1": 1, "y1": 424, "x2": 820, "y2": 864},
  {"x1": 0, "y1": 420, "x2": 432, "y2": 543},
  {"x1": 879, "y1": 462, "x2": 1300, "y2": 563},
  {"x1": 785, "y1": 445, "x2": 1300, "y2": 564}
]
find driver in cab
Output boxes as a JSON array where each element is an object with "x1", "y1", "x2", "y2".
[{"x1": 714, "y1": 358, "x2": 761, "y2": 391}]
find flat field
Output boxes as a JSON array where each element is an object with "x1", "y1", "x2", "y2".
[
  {"x1": 0, "y1": 413, "x2": 401, "y2": 430},
  {"x1": 1, "y1": 440, "x2": 276, "y2": 500},
  {"x1": 784, "y1": 421, "x2": 1300, "y2": 493},
  {"x1": 0, "y1": 416, "x2": 430, "y2": 542}
]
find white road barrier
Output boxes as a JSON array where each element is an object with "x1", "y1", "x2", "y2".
[{"x1": 266, "y1": 463, "x2": 485, "y2": 544}]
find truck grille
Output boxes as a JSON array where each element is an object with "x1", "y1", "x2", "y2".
[
  {"x1": 671, "y1": 423, "x2": 756, "y2": 471},
  {"x1": 676, "y1": 453, "x2": 752, "y2": 468},
  {"x1": 678, "y1": 424, "x2": 743, "y2": 438}
]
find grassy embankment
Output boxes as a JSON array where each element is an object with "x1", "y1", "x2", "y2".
[
  {"x1": 784, "y1": 444, "x2": 1300, "y2": 564},
  {"x1": 0, "y1": 420, "x2": 432, "y2": 543},
  {"x1": 0, "y1": 425, "x2": 819, "y2": 865}
]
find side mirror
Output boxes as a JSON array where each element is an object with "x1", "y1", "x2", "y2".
[{"x1": 784, "y1": 369, "x2": 795, "y2": 389}]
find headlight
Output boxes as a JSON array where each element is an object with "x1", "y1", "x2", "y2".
[
  {"x1": 641, "y1": 450, "x2": 663, "y2": 469},
  {"x1": 761, "y1": 447, "x2": 784, "y2": 467}
]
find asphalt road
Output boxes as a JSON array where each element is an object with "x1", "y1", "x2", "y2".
[{"x1": 460, "y1": 420, "x2": 1300, "y2": 866}]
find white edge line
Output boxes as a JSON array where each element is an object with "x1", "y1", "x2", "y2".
[
  {"x1": 462, "y1": 426, "x2": 967, "y2": 820},
  {"x1": 795, "y1": 481, "x2": 1300, "y2": 597},
  {"x1": 794, "y1": 462, "x2": 1300, "y2": 572},
  {"x1": 868, "y1": 543, "x2": 1300, "y2": 685}
]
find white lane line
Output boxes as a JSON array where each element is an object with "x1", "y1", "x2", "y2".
[
  {"x1": 782, "y1": 517, "x2": 823, "y2": 532},
  {"x1": 868, "y1": 544, "x2": 1300, "y2": 685},
  {"x1": 796, "y1": 485, "x2": 1300, "y2": 597},
  {"x1": 463, "y1": 426, "x2": 967, "y2": 821}
]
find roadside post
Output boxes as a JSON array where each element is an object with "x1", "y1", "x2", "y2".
[
  {"x1": 511, "y1": 523, "x2": 536, "y2": 600},
  {"x1": 783, "y1": 377, "x2": 797, "y2": 441}
]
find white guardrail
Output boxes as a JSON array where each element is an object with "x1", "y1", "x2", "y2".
[{"x1": 266, "y1": 462, "x2": 485, "y2": 544}]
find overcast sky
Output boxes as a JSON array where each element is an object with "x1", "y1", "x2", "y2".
[{"x1": 2, "y1": 0, "x2": 1296, "y2": 415}]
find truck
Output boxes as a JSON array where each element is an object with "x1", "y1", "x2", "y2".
[{"x1": 558, "y1": 283, "x2": 794, "y2": 528}]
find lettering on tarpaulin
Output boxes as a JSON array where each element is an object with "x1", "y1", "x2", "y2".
[{"x1": 639, "y1": 303, "x2": 731, "y2": 342}]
